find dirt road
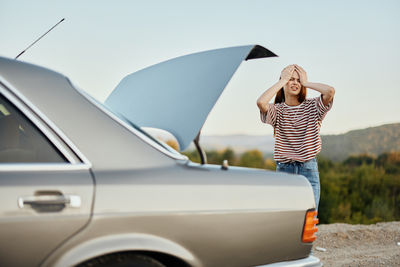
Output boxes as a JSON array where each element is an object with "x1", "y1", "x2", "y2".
[{"x1": 313, "y1": 221, "x2": 400, "y2": 266}]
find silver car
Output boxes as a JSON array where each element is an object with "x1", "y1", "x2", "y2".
[{"x1": 0, "y1": 45, "x2": 321, "y2": 267}]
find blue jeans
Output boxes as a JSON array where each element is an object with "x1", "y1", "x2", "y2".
[{"x1": 276, "y1": 158, "x2": 320, "y2": 209}]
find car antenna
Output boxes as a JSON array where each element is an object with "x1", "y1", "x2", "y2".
[{"x1": 15, "y1": 18, "x2": 65, "y2": 60}]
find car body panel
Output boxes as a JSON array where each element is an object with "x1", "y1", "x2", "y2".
[
  {"x1": 0, "y1": 167, "x2": 94, "y2": 266},
  {"x1": 91, "y1": 163, "x2": 315, "y2": 214},
  {"x1": 105, "y1": 45, "x2": 277, "y2": 150},
  {"x1": 44, "y1": 163, "x2": 315, "y2": 267},
  {"x1": 258, "y1": 256, "x2": 322, "y2": 267},
  {"x1": 0, "y1": 51, "x2": 320, "y2": 267},
  {"x1": 48, "y1": 210, "x2": 311, "y2": 267}
]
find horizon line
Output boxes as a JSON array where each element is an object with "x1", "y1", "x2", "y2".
[{"x1": 201, "y1": 122, "x2": 400, "y2": 137}]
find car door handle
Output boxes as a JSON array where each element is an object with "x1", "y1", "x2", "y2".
[{"x1": 18, "y1": 194, "x2": 81, "y2": 209}]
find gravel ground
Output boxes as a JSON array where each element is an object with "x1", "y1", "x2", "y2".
[{"x1": 313, "y1": 221, "x2": 400, "y2": 266}]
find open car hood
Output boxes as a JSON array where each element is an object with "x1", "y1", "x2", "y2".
[{"x1": 105, "y1": 45, "x2": 277, "y2": 150}]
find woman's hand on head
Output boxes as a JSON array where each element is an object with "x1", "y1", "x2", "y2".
[
  {"x1": 295, "y1": 64, "x2": 308, "y2": 85},
  {"x1": 280, "y1": 65, "x2": 295, "y2": 82}
]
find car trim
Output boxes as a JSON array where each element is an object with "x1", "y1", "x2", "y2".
[
  {"x1": 50, "y1": 233, "x2": 199, "y2": 267},
  {"x1": 256, "y1": 255, "x2": 322, "y2": 267},
  {"x1": 0, "y1": 76, "x2": 92, "y2": 167},
  {"x1": 69, "y1": 80, "x2": 188, "y2": 161},
  {"x1": 0, "y1": 163, "x2": 90, "y2": 171}
]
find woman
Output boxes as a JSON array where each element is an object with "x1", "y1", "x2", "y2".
[{"x1": 256, "y1": 64, "x2": 335, "y2": 209}]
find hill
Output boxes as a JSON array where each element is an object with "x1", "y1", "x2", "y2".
[{"x1": 320, "y1": 123, "x2": 400, "y2": 161}]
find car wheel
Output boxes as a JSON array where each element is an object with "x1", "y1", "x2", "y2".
[{"x1": 77, "y1": 253, "x2": 166, "y2": 267}]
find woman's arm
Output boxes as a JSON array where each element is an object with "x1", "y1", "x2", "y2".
[
  {"x1": 295, "y1": 65, "x2": 335, "y2": 106},
  {"x1": 256, "y1": 80, "x2": 286, "y2": 113},
  {"x1": 257, "y1": 65, "x2": 295, "y2": 113},
  {"x1": 303, "y1": 82, "x2": 335, "y2": 106}
]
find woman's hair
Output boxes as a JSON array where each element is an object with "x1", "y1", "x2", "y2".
[
  {"x1": 274, "y1": 78, "x2": 307, "y2": 104},
  {"x1": 272, "y1": 77, "x2": 307, "y2": 136}
]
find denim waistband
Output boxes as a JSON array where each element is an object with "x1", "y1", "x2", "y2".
[{"x1": 277, "y1": 158, "x2": 317, "y2": 165}]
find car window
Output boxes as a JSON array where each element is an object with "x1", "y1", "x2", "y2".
[{"x1": 0, "y1": 94, "x2": 67, "y2": 163}]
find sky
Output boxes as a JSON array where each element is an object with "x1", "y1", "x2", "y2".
[{"x1": 1, "y1": 0, "x2": 399, "y2": 136}]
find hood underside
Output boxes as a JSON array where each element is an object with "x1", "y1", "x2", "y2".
[{"x1": 105, "y1": 45, "x2": 277, "y2": 150}]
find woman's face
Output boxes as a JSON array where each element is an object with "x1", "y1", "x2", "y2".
[{"x1": 284, "y1": 70, "x2": 301, "y2": 96}]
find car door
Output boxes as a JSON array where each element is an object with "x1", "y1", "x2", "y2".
[{"x1": 0, "y1": 87, "x2": 94, "y2": 266}]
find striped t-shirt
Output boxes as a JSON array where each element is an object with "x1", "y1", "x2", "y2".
[{"x1": 260, "y1": 95, "x2": 332, "y2": 163}]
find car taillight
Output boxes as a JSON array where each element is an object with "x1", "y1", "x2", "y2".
[{"x1": 302, "y1": 209, "x2": 318, "y2": 243}]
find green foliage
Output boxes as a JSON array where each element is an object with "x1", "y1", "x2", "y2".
[
  {"x1": 238, "y1": 150, "x2": 265, "y2": 169},
  {"x1": 182, "y1": 149, "x2": 201, "y2": 163},
  {"x1": 182, "y1": 147, "x2": 237, "y2": 165},
  {"x1": 318, "y1": 152, "x2": 400, "y2": 224},
  {"x1": 183, "y1": 148, "x2": 276, "y2": 170},
  {"x1": 184, "y1": 148, "x2": 400, "y2": 224}
]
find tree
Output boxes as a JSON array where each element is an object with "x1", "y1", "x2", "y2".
[{"x1": 239, "y1": 150, "x2": 265, "y2": 169}]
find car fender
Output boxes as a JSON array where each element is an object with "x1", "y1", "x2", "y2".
[{"x1": 51, "y1": 233, "x2": 200, "y2": 267}]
